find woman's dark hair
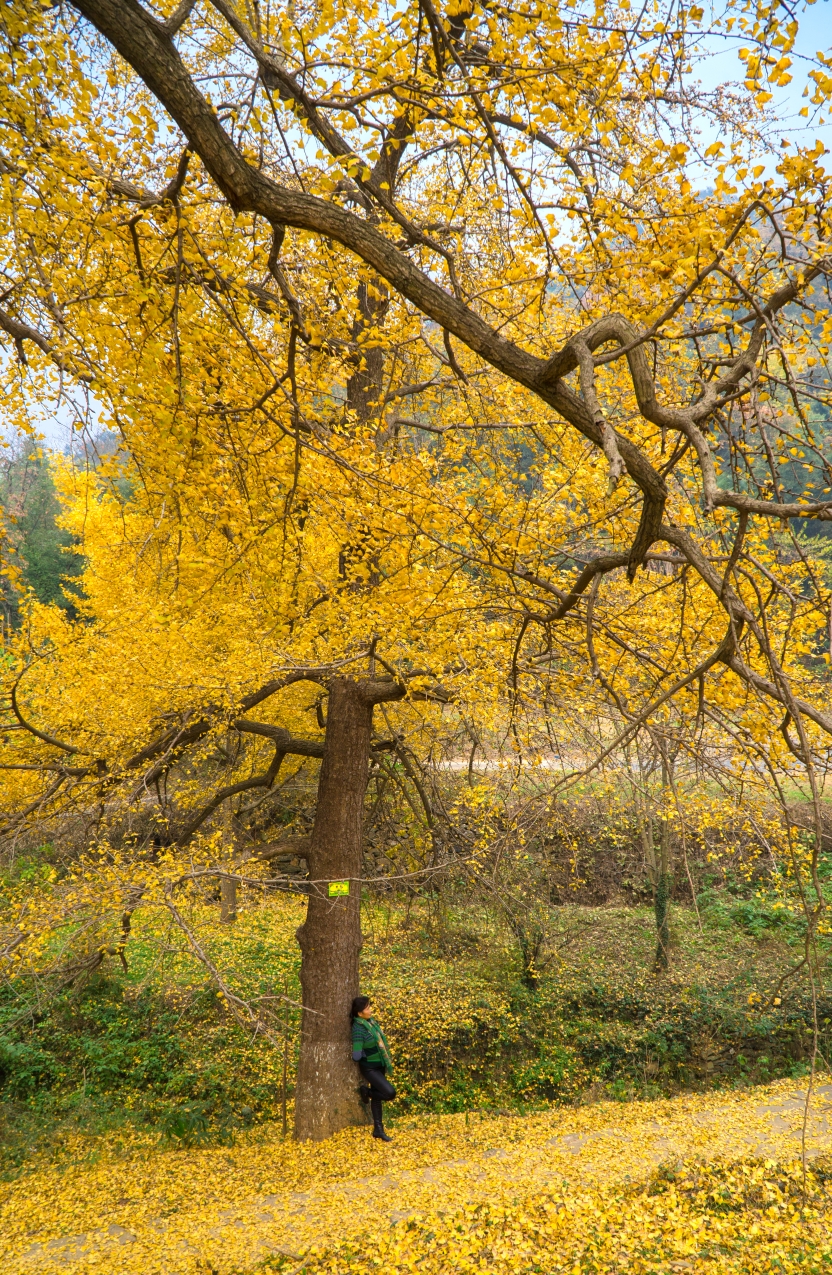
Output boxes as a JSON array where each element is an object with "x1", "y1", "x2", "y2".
[{"x1": 351, "y1": 994, "x2": 370, "y2": 1020}]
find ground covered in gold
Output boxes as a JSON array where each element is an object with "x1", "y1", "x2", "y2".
[{"x1": 4, "y1": 1076, "x2": 832, "y2": 1273}]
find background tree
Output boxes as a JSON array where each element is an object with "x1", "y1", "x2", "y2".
[{"x1": 0, "y1": 441, "x2": 84, "y2": 628}]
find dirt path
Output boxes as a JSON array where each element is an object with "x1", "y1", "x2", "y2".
[{"x1": 8, "y1": 1081, "x2": 832, "y2": 1275}]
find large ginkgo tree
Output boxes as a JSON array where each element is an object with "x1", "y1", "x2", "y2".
[{"x1": 1, "y1": 0, "x2": 831, "y2": 1137}]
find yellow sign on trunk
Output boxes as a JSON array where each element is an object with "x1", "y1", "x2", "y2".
[{"x1": 328, "y1": 881, "x2": 350, "y2": 897}]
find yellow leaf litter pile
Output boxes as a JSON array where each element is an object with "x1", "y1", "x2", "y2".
[{"x1": 4, "y1": 1077, "x2": 832, "y2": 1274}]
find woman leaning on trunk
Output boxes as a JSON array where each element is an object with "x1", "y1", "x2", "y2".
[{"x1": 351, "y1": 995, "x2": 395, "y2": 1142}]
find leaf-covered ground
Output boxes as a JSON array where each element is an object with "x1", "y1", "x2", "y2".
[{"x1": 5, "y1": 1077, "x2": 832, "y2": 1274}]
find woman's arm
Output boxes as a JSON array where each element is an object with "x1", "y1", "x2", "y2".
[{"x1": 351, "y1": 1018, "x2": 367, "y2": 1062}]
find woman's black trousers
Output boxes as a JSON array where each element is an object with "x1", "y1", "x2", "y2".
[{"x1": 359, "y1": 1063, "x2": 396, "y2": 1127}]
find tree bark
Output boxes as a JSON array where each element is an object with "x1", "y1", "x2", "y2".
[
  {"x1": 220, "y1": 795, "x2": 237, "y2": 923},
  {"x1": 346, "y1": 279, "x2": 388, "y2": 423},
  {"x1": 220, "y1": 876, "x2": 238, "y2": 923},
  {"x1": 294, "y1": 674, "x2": 402, "y2": 1141},
  {"x1": 653, "y1": 757, "x2": 672, "y2": 973},
  {"x1": 653, "y1": 871, "x2": 671, "y2": 972}
]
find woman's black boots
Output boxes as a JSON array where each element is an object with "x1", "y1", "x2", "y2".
[{"x1": 370, "y1": 1095, "x2": 393, "y2": 1142}]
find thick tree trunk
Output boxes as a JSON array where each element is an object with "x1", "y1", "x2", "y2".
[
  {"x1": 346, "y1": 279, "x2": 388, "y2": 424},
  {"x1": 294, "y1": 675, "x2": 401, "y2": 1141}
]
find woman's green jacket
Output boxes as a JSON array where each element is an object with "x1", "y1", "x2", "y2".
[{"x1": 351, "y1": 1017, "x2": 393, "y2": 1071}]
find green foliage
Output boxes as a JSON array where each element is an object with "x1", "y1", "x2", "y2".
[
  {"x1": 698, "y1": 886, "x2": 807, "y2": 940},
  {"x1": 0, "y1": 442, "x2": 83, "y2": 622},
  {"x1": 0, "y1": 1037, "x2": 55, "y2": 1093}
]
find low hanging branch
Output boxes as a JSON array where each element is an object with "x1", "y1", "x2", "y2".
[{"x1": 2, "y1": 663, "x2": 343, "y2": 840}]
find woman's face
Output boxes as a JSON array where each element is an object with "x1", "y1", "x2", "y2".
[{"x1": 359, "y1": 1003, "x2": 374, "y2": 1019}]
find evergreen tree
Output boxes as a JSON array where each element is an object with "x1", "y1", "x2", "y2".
[{"x1": 0, "y1": 442, "x2": 83, "y2": 625}]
